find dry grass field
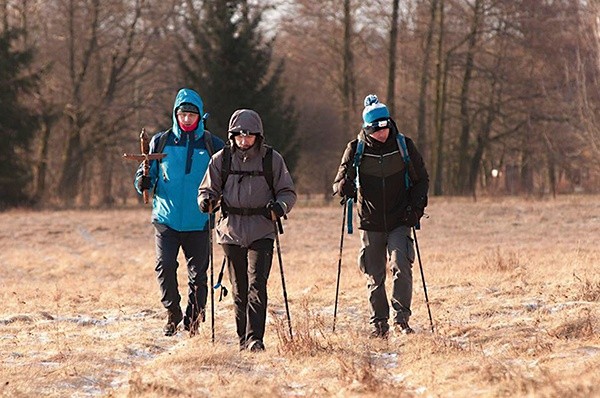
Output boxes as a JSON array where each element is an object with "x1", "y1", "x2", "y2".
[{"x1": 1, "y1": 195, "x2": 599, "y2": 397}]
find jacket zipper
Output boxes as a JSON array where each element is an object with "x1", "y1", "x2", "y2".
[{"x1": 379, "y1": 148, "x2": 388, "y2": 233}]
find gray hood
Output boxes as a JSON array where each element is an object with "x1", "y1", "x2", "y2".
[{"x1": 228, "y1": 109, "x2": 264, "y2": 138}]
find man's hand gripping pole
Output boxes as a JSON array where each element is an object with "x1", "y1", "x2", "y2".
[{"x1": 122, "y1": 128, "x2": 166, "y2": 204}]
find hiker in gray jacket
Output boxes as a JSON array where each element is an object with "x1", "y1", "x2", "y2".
[{"x1": 198, "y1": 109, "x2": 296, "y2": 352}]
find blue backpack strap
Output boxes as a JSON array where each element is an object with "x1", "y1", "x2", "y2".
[
  {"x1": 396, "y1": 132, "x2": 422, "y2": 229},
  {"x1": 396, "y1": 133, "x2": 412, "y2": 189},
  {"x1": 353, "y1": 138, "x2": 365, "y2": 188},
  {"x1": 347, "y1": 198, "x2": 354, "y2": 234}
]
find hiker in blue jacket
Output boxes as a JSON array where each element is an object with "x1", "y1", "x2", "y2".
[
  {"x1": 134, "y1": 88, "x2": 224, "y2": 336},
  {"x1": 333, "y1": 94, "x2": 429, "y2": 338}
]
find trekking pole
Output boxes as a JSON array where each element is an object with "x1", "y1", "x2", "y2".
[
  {"x1": 213, "y1": 257, "x2": 229, "y2": 301},
  {"x1": 412, "y1": 227, "x2": 434, "y2": 333},
  {"x1": 272, "y1": 212, "x2": 293, "y2": 340},
  {"x1": 208, "y1": 209, "x2": 215, "y2": 343},
  {"x1": 332, "y1": 198, "x2": 348, "y2": 332}
]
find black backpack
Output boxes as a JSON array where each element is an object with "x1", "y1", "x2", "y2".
[{"x1": 220, "y1": 144, "x2": 274, "y2": 197}]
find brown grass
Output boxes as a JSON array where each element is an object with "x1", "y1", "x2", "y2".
[{"x1": 0, "y1": 195, "x2": 599, "y2": 397}]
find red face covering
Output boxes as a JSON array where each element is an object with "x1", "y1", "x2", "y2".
[{"x1": 179, "y1": 119, "x2": 199, "y2": 132}]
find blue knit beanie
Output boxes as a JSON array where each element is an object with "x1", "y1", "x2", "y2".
[{"x1": 362, "y1": 94, "x2": 390, "y2": 127}]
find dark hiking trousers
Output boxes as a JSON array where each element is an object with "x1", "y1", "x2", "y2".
[
  {"x1": 358, "y1": 225, "x2": 415, "y2": 326},
  {"x1": 154, "y1": 224, "x2": 209, "y2": 322},
  {"x1": 222, "y1": 239, "x2": 274, "y2": 349}
]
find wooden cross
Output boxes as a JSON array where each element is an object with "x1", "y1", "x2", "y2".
[{"x1": 123, "y1": 128, "x2": 166, "y2": 204}]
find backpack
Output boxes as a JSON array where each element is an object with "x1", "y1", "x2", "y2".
[
  {"x1": 218, "y1": 144, "x2": 276, "y2": 218},
  {"x1": 353, "y1": 132, "x2": 416, "y2": 190},
  {"x1": 347, "y1": 131, "x2": 419, "y2": 233}
]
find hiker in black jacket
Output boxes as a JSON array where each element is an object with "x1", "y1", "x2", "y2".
[{"x1": 333, "y1": 94, "x2": 429, "y2": 338}]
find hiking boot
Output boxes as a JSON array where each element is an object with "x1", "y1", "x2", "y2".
[
  {"x1": 247, "y1": 340, "x2": 265, "y2": 352},
  {"x1": 369, "y1": 321, "x2": 389, "y2": 339},
  {"x1": 163, "y1": 307, "x2": 183, "y2": 337},
  {"x1": 183, "y1": 309, "x2": 205, "y2": 336},
  {"x1": 394, "y1": 319, "x2": 415, "y2": 335}
]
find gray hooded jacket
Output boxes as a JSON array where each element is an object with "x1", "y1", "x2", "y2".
[{"x1": 198, "y1": 109, "x2": 297, "y2": 247}]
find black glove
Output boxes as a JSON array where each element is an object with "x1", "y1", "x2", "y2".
[
  {"x1": 338, "y1": 178, "x2": 356, "y2": 199},
  {"x1": 266, "y1": 200, "x2": 286, "y2": 218},
  {"x1": 404, "y1": 205, "x2": 424, "y2": 227},
  {"x1": 137, "y1": 175, "x2": 151, "y2": 191},
  {"x1": 199, "y1": 198, "x2": 216, "y2": 213}
]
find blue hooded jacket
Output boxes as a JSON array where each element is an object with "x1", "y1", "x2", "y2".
[{"x1": 135, "y1": 88, "x2": 224, "y2": 231}]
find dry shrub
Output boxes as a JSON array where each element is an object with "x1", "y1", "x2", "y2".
[
  {"x1": 335, "y1": 352, "x2": 409, "y2": 395},
  {"x1": 127, "y1": 372, "x2": 191, "y2": 398},
  {"x1": 482, "y1": 362, "x2": 599, "y2": 398},
  {"x1": 430, "y1": 335, "x2": 470, "y2": 354},
  {"x1": 573, "y1": 273, "x2": 600, "y2": 302},
  {"x1": 549, "y1": 309, "x2": 595, "y2": 340},
  {"x1": 338, "y1": 352, "x2": 378, "y2": 389},
  {"x1": 272, "y1": 299, "x2": 333, "y2": 356},
  {"x1": 480, "y1": 359, "x2": 541, "y2": 395},
  {"x1": 482, "y1": 247, "x2": 520, "y2": 271}
]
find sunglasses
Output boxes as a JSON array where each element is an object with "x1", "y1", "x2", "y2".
[
  {"x1": 230, "y1": 130, "x2": 259, "y2": 137},
  {"x1": 364, "y1": 119, "x2": 390, "y2": 135}
]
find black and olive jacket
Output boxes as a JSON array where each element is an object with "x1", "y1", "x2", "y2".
[{"x1": 333, "y1": 121, "x2": 429, "y2": 232}]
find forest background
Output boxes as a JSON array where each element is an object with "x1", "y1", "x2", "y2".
[{"x1": 1, "y1": 0, "x2": 600, "y2": 208}]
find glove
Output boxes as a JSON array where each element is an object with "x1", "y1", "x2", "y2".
[
  {"x1": 266, "y1": 200, "x2": 286, "y2": 218},
  {"x1": 199, "y1": 198, "x2": 216, "y2": 213},
  {"x1": 137, "y1": 176, "x2": 151, "y2": 191},
  {"x1": 338, "y1": 178, "x2": 356, "y2": 199},
  {"x1": 404, "y1": 205, "x2": 424, "y2": 227}
]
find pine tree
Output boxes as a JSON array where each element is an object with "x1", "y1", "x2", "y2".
[
  {"x1": 0, "y1": 28, "x2": 39, "y2": 208},
  {"x1": 180, "y1": 0, "x2": 298, "y2": 170}
]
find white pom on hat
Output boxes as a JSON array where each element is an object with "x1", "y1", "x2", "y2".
[{"x1": 364, "y1": 94, "x2": 379, "y2": 107}]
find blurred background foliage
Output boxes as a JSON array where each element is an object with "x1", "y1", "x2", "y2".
[{"x1": 1, "y1": 0, "x2": 599, "y2": 208}]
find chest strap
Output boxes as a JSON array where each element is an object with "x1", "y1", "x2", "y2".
[{"x1": 221, "y1": 201, "x2": 270, "y2": 217}]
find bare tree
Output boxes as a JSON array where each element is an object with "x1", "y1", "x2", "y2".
[
  {"x1": 341, "y1": 0, "x2": 356, "y2": 135},
  {"x1": 432, "y1": 0, "x2": 446, "y2": 196},
  {"x1": 386, "y1": 0, "x2": 400, "y2": 114},
  {"x1": 30, "y1": 0, "x2": 178, "y2": 206},
  {"x1": 416, "y1": 0, "x2": 439, "y2": 161}
]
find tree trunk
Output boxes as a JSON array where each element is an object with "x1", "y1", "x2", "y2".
[
  {"x1": 386, "y1": 0, "x2": 400, "y2": 114},
  {"x1": 548, "y1": 152, "x2": 557, "y2": 198},
  {"x1": 433, "y1": 0, "x2": 445, "y2": 196},
  {"x1": 100, "y1": 154, "x2": 115, "y2": 206},
  {"x1": 58, "y1": 121, "x2": 84, "y2": 205},
  {"x1": 457, "y1": 0, "x2": 483, "y2": 195},
  {"x1": 342, "y1": 0, "x2": 355, "y2": 136},
  {"x1": 32, "y1": 113, "x2": 52, "y2": 204},
  {"x1": 416, "y1": 0, "x2": 439, "y2": 161}
]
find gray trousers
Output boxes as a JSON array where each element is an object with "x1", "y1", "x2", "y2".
[{"x1": 358, "y1": 225, "x2": 415, "y2": 325}]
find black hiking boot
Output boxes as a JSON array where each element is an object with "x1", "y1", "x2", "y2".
[
  {"x1": 163, "y1": 307, "x2": 183, "y2": 337},
  {"x1": 394, "y1": 319, "x2": 415, "y2": 335},
  {"x1": 183, "y1": 308, "x2": 205, "y2": 337},
  {"x1": 369, "y1": 320, "x2": 389, "y2": 339},
  {"x1": 247, "y1": 340, "x2": 265, "y2": 352}
]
